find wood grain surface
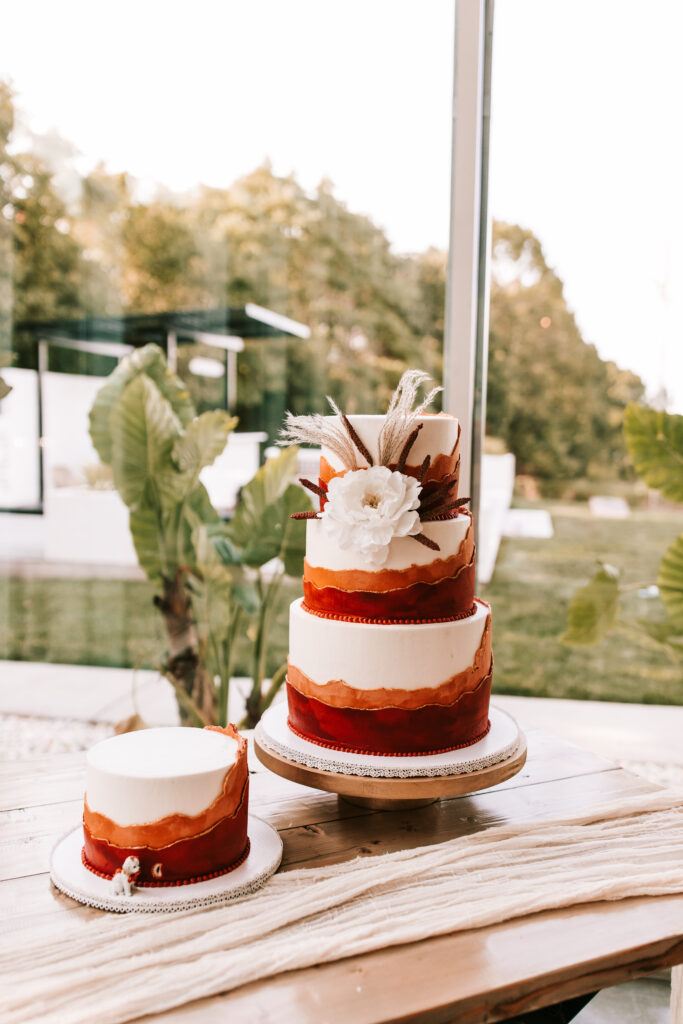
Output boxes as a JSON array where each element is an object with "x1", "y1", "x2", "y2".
[{"x1": 1, "y1": 727, "x2": 681, "y2": 1024}]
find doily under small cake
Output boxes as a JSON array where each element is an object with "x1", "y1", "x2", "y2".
[
  {"x1": 256, "y1": 702, "x2": 521, "y2": 778},
  {"x1": 50, "y1": 816, "x2": 282, "y2": 914}
]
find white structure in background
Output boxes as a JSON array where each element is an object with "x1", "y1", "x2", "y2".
[
  {"x1": 0, "y1": 368, "x2": 41, "y2": 509},
  {"x1": 503, "y1": 507, "x2": 554, "y2": 540},
  {"x1": 477, "y1": 452, "x2": 515, "y2": 585},
  {"x1": 44, "y1": 431, "x2": 267, "y2": 566},
  {"x1": 588, "y1": 496, "x2": 631, "y2": 519},
  {"x1": 0, "y1": 366, "x2": 266, "y2": 565},
  {"x1": 1, "y1": 304, "x2": 312, "y2": 565}
]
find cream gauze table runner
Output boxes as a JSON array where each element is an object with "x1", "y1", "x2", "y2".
[{"x1": 2, "y1": 789, "x2": 683, "y2": 1024}]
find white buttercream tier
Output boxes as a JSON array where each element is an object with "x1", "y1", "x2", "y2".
[
  {"x1": 321, "y1": 413, "x2": 459, "y2": 473},
  {"x1": 86, "y1": 727, "x2": 240, "y2": 826},
  {"x1": 289, "y1": 597, "x2": 489, "y2": 692},
  {"x1": 305, "y1": 512, "x2": 471, "y2": 573}
]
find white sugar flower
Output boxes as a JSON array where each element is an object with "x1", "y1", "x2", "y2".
[{"x1": 321, "y1": 466, "x2": 422, "y2": 567}]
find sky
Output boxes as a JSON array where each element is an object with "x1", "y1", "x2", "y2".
[{"x1": 1, "y1": 0, "x2": 682, "y2": 409}]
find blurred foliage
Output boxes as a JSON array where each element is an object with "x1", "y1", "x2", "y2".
[
  {"x1": 562, "y1": 406, "x2": 683, "y2": 682},
  {"x1": 481, "y1": 503, "x2": 683, "y2": 704},
  {"x1": 488, "y1": 222, "x2": 645, "y2": 490},
  {"x1": 1, "y1": 80, "x2": 645, "y2": 483}
]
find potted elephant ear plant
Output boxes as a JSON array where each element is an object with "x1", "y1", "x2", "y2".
[
  {"x1": 89, "y1": 343, "x2": 238, "y2": 726},
  {"x1": 89, "y1": 343, "x2": 313, "y2": 729},
  {"x1": 562, "y1": 405, "x2": 683, "y2": 666}
]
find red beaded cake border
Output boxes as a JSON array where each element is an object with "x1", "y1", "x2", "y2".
[
  {"x1": 286, "y1": 717, "x2": 491, "y2": 757},
  {"x1": 300, "y1": 602, "x2": 478, "y2": 626},
  {"x1": 81, "y1": 837, "x2": 251, "y2": 887}
]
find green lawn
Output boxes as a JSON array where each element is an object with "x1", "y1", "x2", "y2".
[
  {"x1": 0, "y1": 573, "x2": 298, "y2": 679},
  {"x1": 481, "y1": 503, "x2": 683, "y2": 705},
  {"x1": 1, "y1": 503, "x2": 681, "y2": 704}
]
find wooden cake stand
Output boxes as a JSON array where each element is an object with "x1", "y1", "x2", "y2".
[{"x1": 254, "y1": 704, "x2": 527, "y2": 810}]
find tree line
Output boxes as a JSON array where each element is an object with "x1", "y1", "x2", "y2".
[{"x1": 0, "y1": 80, "x2": 643, "y2": 490}]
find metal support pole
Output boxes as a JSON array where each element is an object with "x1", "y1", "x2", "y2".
[
  {"x1": 443, "y1": 0, "x2": 495, "y2": 547},
  {"x1": 227, "y1": 349, "x2": 237, "y2": 411},
  {"x1": 166, "y1": 330, "x2": 178, "y2": 372},
  {"x1": 37, "y1": 338, "x2": 48, "y2": 510}
]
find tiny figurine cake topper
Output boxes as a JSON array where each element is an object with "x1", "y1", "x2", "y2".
[
  {"x1": 111, "y1": 855, "x2": 140, "y2": 897},
  {"x1": 279, "y1": 370, "x2": 470, "y2": 564}
]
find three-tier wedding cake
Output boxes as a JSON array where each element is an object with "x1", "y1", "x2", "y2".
[{"x1": 280, "y1": 371, "x2": 493, "y2": 756}]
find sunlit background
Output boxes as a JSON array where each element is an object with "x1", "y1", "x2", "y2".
[{"x1": 1, "y1": 0, "x2": 681, "y2": 751}]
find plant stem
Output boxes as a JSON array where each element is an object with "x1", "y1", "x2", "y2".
[
  {"x1": 245, "y1": 569, "x2": 283, "y2": 727},
  {"x1": 156, "y1": 570, "x2": 216, "y2": 725},
  {"x1": 218, "y1": 606, "x2": 242, "y2": 727},
  {"x1": 261, "y1": 661, "x2": 288, "y2": 713},
  {"x1": 160, "y1": 668, "x2": 210, "y2": 727}
]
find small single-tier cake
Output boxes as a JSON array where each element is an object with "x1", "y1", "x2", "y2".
[{"x1": 82, "y1": 724, "x2": 249, "y2": 886}]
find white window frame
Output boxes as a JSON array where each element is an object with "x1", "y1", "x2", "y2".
[{"x1": 443, "y1": 0, "x2": 494, "y2": 544}]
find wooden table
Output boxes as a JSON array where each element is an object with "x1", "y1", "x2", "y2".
[{"x1": 2, "y1": 727, "x2": 682, "y2": 1023}]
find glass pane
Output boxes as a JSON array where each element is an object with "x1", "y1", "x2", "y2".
[
  {"x1": 484, "y1": 1, "x2": 683, "y2": 720},
  {"x1": 0, "y1": 2, "x2": 455, "y2": 753}
]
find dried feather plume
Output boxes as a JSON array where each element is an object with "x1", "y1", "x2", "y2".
[
  {"x1": 278, "y1": 407, "x2": 360, "y2": 469},
  {"x1": 278, "y1": 370, "x2": 442, "y2": 469},
  {"x1": 376, "y1": 370, "x2": 442, "y2": 466}
]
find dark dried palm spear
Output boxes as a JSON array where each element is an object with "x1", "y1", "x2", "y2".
[
  {"x1": 340, "y1": 413, "x2": 374, "y2": 466},
  {"x1": 299, "y1": 478, "x2": 328, "y2": 501}
]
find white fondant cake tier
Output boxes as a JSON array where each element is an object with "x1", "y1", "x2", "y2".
[
  {"x1": 86, "y1": 727, "x2": 240, "y2": 826},
  {"x1": 321, "y1": 413, "x2": 459, "y2": 473},
  {"x1": 305, "y1": 512, "x2": 471, "y2": 573},
  {"x1": 289, "y1": 597, "x2": 489, "y2": 692}
]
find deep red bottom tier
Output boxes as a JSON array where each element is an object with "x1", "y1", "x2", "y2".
[
  {"x1": 82, "y1": 780, "x2": 249, "y2": 886},
  {"x1": 286, "y1": 674, "x2": 492, "y2": 755},
  {"x1": 302, "y1": 560, "x2": 475, "y2": 621}
]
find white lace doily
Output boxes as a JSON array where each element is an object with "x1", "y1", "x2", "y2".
[
  {"x1": 50, "y1": 816, "x2": 282, "y2": 914},
  {"x1": 255, "y1": 704, "x2": 521, "y2": 778}
]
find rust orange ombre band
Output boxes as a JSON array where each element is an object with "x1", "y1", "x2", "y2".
[
  {"x1": 303, "y1": 557, "x2": 475, "y2": 620},
  {"x1": 286, "y1": 670, "x2": 492, "y2": 755},
  {"x1": 82, "y1": 778, "x2": 249, "y2": 886}
]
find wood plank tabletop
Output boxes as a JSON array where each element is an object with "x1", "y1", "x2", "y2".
[{"x1": 1, "y1": 726, "x2": 682, "y2": 1024}]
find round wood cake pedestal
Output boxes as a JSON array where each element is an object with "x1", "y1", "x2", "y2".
[{"x1": 254, "y1": 705, "x2": 527, "y2": 811}]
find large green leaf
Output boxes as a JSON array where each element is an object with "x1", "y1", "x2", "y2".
[
  {"x1": 624, "y1": 404, "x2": 683, "y2": 502},
  {"x1": 212, "y1": 534, "x2": 243, "y2": 567},
  {"x1": 237, "y1": 445, "x2": 300, "y2": 518},
  {"x1": 561, "y1": 564, "x2": 620, "y2": 646},
  {"x1": 89, "y1": 344, "x2": 195, "y2": 465},
  {"x1": 179, "y1": 483, "x2": 222, "y2": 568},
  {"x1": 129, "y1": 504, "x2": 167, "y2": 581},
  {"x1": 226, "y1": 449, "x2": 312, "y2": 570},
  {"x1": 279, "y1": 485, "x2": 312, "y2": 577},
  {"x1": 109, "y1": 374, "x2": 183, "y2": 509},
  {"x1": 232, "y1": 581, "x2": 260, "y2": 615},
  {"x1": 172, "y1": 410, "x2": 238, "y2": 485},
  {"x1": 658, "y1": 533, "x2": 683, "y2": 629}
]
